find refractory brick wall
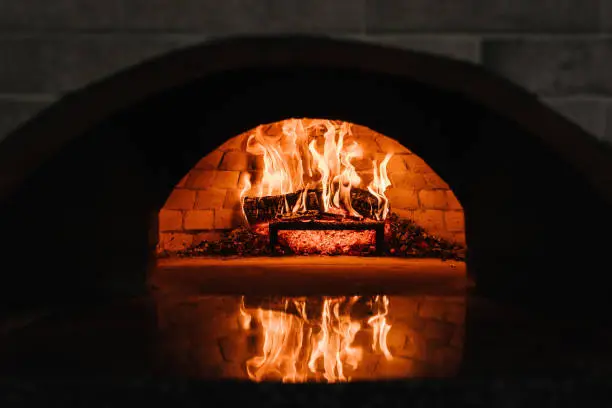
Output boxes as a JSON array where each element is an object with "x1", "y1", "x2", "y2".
[
  {"x1": 1, "y1": 1, "x2": 612, "y2": 146},
  {"x1": 158, "y1": 122, "x2": 465, "y2": 252}
]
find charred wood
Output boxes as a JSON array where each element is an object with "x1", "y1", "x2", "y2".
[{"x1": 242, "y1": 188, "x2": 384, "y2": 224}]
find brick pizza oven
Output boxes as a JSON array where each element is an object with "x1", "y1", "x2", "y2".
[
  {"x1": 1, "y1": 2, "x2": 612, "y2": 397},
  {"x1": 1, "y1": 35, "x2": 612, "y2": 324}
]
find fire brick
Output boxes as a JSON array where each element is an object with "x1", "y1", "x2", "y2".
[
  {"x1": 390, "y1": 171, "x2": 429, "y2": 190},
  {"x1": 158, "y1": 233, "x2": 193, "y2": 252},
  {"x1": 418, "y1": 190, "x2": 448, "y2": 210},
  {"x1": 376, "y1": 136, "x2": 412, "y2": 154},
  {"x1": 386, "y1": 187, "x2": 419, "y2": 210},
  {"x1": 239, "y1": 171, "x2": 260, "y2": 188},
  {"x1": 444, "y1": 211, "x2": 465, "y2": 232},
  {"x1": 219, "y1": 151, "x2": 249, "y2": 171},
  {"x1": 215, "y1": 209, "x2": 239, "y2": 230},
  {"x1": 193, "y1": 231, "x2": 223, "y2": 245},
  {"x1": 404, "y1": 155, "x2": 433, "y2": 174},
  {"x1": 214, "y1": 171, "x2": 240, "y2": 189},
  {"x1": 249, "y1": 155, "x2": 265, "y2": 170},
  {"x1": 353, "y1": 136, "x2": 381, "y2": 154},
  {"x1": 185, "y1": 170, "x2": 216, "y2": 189},
  {"x1": 414, "y1": 210, "x2": 446, "y2": 233},
  {"x1": 353, "y1": 157, "x2": 375, "y2": 171},
  {"x1": 393, "y1": 209, "x2": 416, "y2": 221},
  {"x1": 418, "y1": 299, "x2": 446, "y2": 320},
  {"x1": 158, "y1": 209, "x2": 183, "y2": 231},
  {"x1": 446, "y1": 191, "x2": 463, "y2": 210},
  {"x1": 184, "y1": 210, "x2": 214, "y2": 230},
  {"x1": 218, "y1": 134, "x2": 247, "y2": 152},
  {"x1": 195, "y1": 151, "x2": 224, "y2": 170},
  {"x1": 385, "y1": 322, "x2": 409, "y2": 353},
  {"x1": 164, "y1": 189, "x2": 195, "y2": 210},
  {"x1": 385, "y1": 154, "x2": 409, "y2": 172},
  {"x1": 176, "y1": 174, "x2": 188, "y2": 188},
  {"x1": 424, "y1": 172, "x2": 449, "y2": 189},
  {"x1": 350, "y1": 124, "x2": 378, "y2": 139},
  {"x1": 223, "y1": 189, "x2": 242, "y2": 210},
  {"x1": 452, "y1": 232, "x2": 466, "y2": 245},
  {"x1": 195, "y1": 188, "x2": 227, "y2": 210}
]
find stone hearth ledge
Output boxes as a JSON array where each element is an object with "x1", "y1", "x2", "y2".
[{"x1": 151, "y1": 257, "x2": 469, "y2": 297}]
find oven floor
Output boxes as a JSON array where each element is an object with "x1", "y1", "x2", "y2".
[{"x1": 152, "y1": 257, "x2": 469, "y2": 296}]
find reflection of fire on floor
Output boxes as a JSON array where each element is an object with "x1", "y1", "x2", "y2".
[
  {"x1": 154, "y1": 295, "x2": 466, "y2": 380},
  {"x1": 239, "y1": 295, "x2": 392, "y2": 383}
]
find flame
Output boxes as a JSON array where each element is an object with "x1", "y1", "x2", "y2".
[
  {"x1": 239, "y1": 173, "x2": 252, "y2": 224},
  {"x1": 240, "y1": 295, "x2": 393, "y2": 383},
  {"x1": 367, "y1": 154, "x2": 393, "y2": 221},
  {"x1": 244, "y1": 119, "x2": 392, "y2": 220},
  {"x1": 367, "y1": 295, "x2": 393, "y2": 361}
]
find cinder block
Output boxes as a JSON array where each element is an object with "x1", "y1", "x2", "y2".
[
  {"x1": 0, "y1": 0, "x2": 122, "y2": 30},
  {"x1": 365, "y1": 0, "x2": 600, "y2": 33},
  {"x1": 482, "y1": 39, "x2": 612, "y2": 97},
  {"x1": 360, "y1": 35, "x2": 480, "y2": 63},
  {"x1": 121, "y1": 0, "x2": 364, "y2": 33}
]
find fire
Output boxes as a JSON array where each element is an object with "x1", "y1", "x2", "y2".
[
  {"x1": 242, "y1": 119, "x2": 393, "y2": 221},
  {"x1": 239, "y1": 295, "x2": 393, "y2": 383},
  {"x1": 368, "y1": 154, "x2": 393, "y2": 221},
  {"x1": 239, "y1": 172, "x2": 252, "y2": 224},
  {"x1": 278, "y1": 229, "x2": 376, "y2": 255}
]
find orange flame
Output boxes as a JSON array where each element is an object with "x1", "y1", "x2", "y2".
[
  {"x1": 240, "y1": 295, "x2": 393, "y2": 383},
  {"x1": 368, "y1": 154, "x2": 393, "y2": 221},
  {"x1": 367, "y1": 295, "x2": 393, "y2": 361},
  {"x1": 244, "y1": 119, "x2": 393, "y2": 220},
  {"x1": 239, "y1": 173, "x2": 252, "y2": 224}
]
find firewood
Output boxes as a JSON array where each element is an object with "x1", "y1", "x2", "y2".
[
  {"x1": 243, "y1": 189, "x2": 321, "y2": 224},
  {"x1": 242, "y1": 188, "x2": 384, "y2": 224}
]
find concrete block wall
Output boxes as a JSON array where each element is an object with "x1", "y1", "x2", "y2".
[
  {"x1": 158, "y1": 122, "x2": 465, "y2": 252},
  {"x1": 1, "y1": 1, "x2": 610, "y2": 147}
]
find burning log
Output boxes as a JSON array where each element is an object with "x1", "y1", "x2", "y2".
[
  {"x1": 242, "y1": 188, "x2": 385, "y2": 225},
  {"x1": 242, "y1": 189, "x2": 322, "y2": 224},
  {"x1": 349, "y1": 188, "x2": 381, "y2": 219},
  {"x1": 277, "y1": 212, "x2": 363, "y2": 223}
]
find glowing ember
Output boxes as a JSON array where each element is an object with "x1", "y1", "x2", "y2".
[
  {"x1": 239, "y1": 295, "x2": 393, "y2": 383},
  {"x1": 241, "y1": 119, "x2": 393, "y2": 222},
  {"x1": 278, "y1": 230, "x2": 376, "y2": 255}
]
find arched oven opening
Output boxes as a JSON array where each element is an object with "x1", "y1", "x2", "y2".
[{"x1": 153, "y1": 118, "x2": 467, "y2": 381}]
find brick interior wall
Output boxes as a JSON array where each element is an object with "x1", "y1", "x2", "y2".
[
  {"x1": 158, "y1": 122, "x2": 465, "y2": 252},
  {"x1": 1, "y1": 1, "x2": 612, "y2": 147}
]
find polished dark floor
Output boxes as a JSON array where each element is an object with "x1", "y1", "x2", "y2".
[{"x1": 1, "y1": 290, "x2": 612, "y2": 381}]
